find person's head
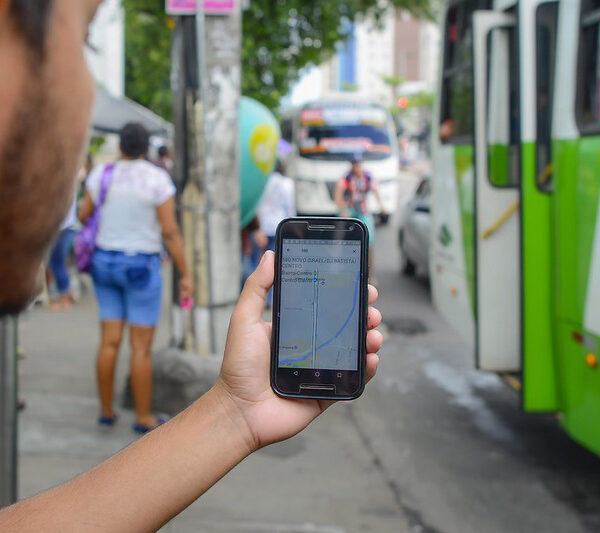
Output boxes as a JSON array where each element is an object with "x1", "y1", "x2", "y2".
[
  {"x1": 120, "y1": 123, "x2": 150, "y2": 160},
  {"x1": 0, "y1": 0, "x2": 102, "y2": 315},
  {"x1": 158, "y1": 145, "x2": 170, "y2": 160},
  {"x1": 350, "y1": 153, "x2": 363, "y2": 174}
]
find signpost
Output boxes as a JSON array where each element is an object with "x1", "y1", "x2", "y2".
[{"x1": 169, "y1": 0, "x2": 241, "y2": 357}]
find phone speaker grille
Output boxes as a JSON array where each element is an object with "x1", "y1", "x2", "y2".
[
  {"x1": 299, "y1": 384, "x2": 336, "y2": 391},
  {"x1": 307, "y1": 224, "x2": 336, "y2": 230}
]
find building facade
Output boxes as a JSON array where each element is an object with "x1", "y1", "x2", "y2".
[
  {"x1": 85, "y1": 0, "x2": 125, "y2": 97},
  {"x1": 293, "y1": 9, "x2": 440, "y2": 107}
]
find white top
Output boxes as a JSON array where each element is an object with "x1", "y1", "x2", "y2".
[
  {"x1": 86, "y1": 160, "x2": 176, "y2": 254},
  {"x1": 257, "y1": 172, "x2": 296, "y2": 237},
  {"x1": 60, "y1": 194, "x2": 78, "y2": 230}
]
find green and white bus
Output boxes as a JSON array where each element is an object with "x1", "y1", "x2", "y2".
[{"x1": 431, "y1": 0, "x2": 600, "y2": 455}]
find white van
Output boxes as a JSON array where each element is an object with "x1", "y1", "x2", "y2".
[{"x1": 281, "y1": 100, "x2": 400, "y2": 215}]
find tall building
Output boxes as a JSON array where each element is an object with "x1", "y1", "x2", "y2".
[
  {"x1": 85, "y1": 0, "x2": 125, "y2": 97},
  {"x1": 293, "y1": 9, "x2": 440, "y2": 106}
]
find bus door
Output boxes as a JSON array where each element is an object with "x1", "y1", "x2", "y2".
[
  {"x1": 472, "y1": 11, "x2": 520, "y2": 371},
  {"x1": 519, "y1": 0, "x2": 560, "y2": 410}
]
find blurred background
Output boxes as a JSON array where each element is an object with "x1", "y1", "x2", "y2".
[{"x1": 2, "y1": 0, "x2": 600, "y2": 531}]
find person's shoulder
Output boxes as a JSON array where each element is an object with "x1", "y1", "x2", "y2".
[
  {"x1": 86, "y1": 164, "x2": 105, "y2": 187},
  {"x1": 281, "y1": 175, "x2": 295, "y2": 191},
  {"x1": 137, "y1": 160, "x2": 172, "y2": 181}
]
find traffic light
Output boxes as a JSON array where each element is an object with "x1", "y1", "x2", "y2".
[{"x1": 397, "y1": 96, "x2": 409, "y2": 109}]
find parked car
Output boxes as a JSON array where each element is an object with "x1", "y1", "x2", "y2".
[{"x1": 398, "y1": 176, "x2": 431, "y2": 277}]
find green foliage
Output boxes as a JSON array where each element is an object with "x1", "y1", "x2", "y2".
[
  {"x1": 381, "y1": 75, "x2": 405, "y2": 88},
  {"x1": 121, "y1": 0, "x2": 434, "y2": 118},
  {"x1": 406, "y1": 91, "x2": 434, "y2": 108},
  {"x1": 243, "y1": 0, "x2": 433, "y2": 110},
  {"x1": 123, "y1": 1, "x2": 174, "y2": 120},
  {"x1": 88, "y1": 136, "x2": 106, "y2": 156}
]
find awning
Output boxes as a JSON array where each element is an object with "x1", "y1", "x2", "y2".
[{"x1": 91, "y1": 85, "x2": 172, "y2": 137}]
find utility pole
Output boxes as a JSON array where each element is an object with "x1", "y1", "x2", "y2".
[
  {"x1": 170, "y1": 2, "x2": 242, "y2": 357},
  {"x1": 0, "y1": 317, "x2": 18, "y2": 507}
]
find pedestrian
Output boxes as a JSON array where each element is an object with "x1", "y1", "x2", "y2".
[
  {"x1": 47, "y1": 192, "x2": 77, "y2": 311},
  {"x1": 154, "y1": 144, "x2": 173, "y2": 175},
  {"x1": 241, "y1": 215, "x2": 267, "y2": 287},
  {"x1": 257, "y1": 159, "x2": 296, "y2": 303},
  {"x1": 78, "y1": 122, "x2": 193, "y2": 433},
  {"x1": 0, "y1": 2, "x2": 382, "y2": 530},
  {"x1": 334, "y1": 153, "x2": 386, "y2": 277}
]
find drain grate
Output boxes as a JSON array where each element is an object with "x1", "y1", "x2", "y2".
[{"x1": 385, "y1": 317, "x2": 428, "y2": 335}]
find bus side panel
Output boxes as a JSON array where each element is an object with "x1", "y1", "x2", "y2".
[
  {"x1": 555, "y1": 138, "x2": 600, "y2": 325},
  {"x1": 557, "y1": 321, "x2": 600, "y2": 456},
  {"x1": 555, "y1": 137, "x2": 600, "y2": 454},
  {"x1": 488, "y1": 144, "x2": 511, "y2": 187},
  {"x1": 521, "y1": 141, "x2": 559, "y2": 410},
  {"x1": 431, "y1": 144, "x2": 475, "y2": 345},
  {"x1": 455, "y1": 144, "x2": 476, "y2": 313}
]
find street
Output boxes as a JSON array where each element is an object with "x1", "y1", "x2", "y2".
[{"x1": 15, "y1": 184, "x2": 600, "y2": 533}]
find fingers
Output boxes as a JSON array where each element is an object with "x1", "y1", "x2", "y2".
[
  {"x1": 366, "y1": 329, "x2": 383, "y2": 354},
  {"x1": 237, "y1": 251, "x2": 274, "y2": 322},
  {"x1": 366, "y1": 353, "x2": 379, "y2": 382},
  {"x1": 368, "y1": 284, "x2": 378, "y2": 305},
  {"x1": 367, "y1": 306, "x2": 381, "y2": 330}
]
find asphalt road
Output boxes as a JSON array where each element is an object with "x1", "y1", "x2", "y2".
[{"x1": 356, "y1": 197, "x2": 600, "y2": 533}]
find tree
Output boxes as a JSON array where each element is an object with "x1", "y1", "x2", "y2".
[
  {"x1": 122, "y1": 0, "x2": 433, "y2": 118},
  {"x1": 123, "y1": 0, "x2": 174, "y2": 120},
  {"x1": 242, "y1": 1, "x2": 433, "y2": 110}
]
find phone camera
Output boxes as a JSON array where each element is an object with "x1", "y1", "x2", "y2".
[{"x1": 349, "y1": 224, "x2": 354, "y2": 230}]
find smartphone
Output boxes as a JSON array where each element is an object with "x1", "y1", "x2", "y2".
[{"x1": 270, "y1": 217, "x2": 369, "y2": 400}]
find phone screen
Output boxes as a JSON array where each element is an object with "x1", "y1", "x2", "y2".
[{"x1": 278, "y1": 238, "x2": 362, "y2": 371}]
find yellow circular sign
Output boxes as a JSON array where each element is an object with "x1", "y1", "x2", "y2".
[{"x1": 250, "y1": 123, "x2": 278, "y2": 174}]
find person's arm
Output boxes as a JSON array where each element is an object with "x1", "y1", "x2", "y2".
[
  {"x1": 157, "y1": 196, "x2": 192, "y2": 301},
  {"x1": 253, "y1": 228, "x2": 269, "y2": 249},
  {"x1": 77, "y1": 189, "x2": 94, "y2": 223},
  {"x1": 0, "y1": 252, "x2": 383, "y2": 532},
  {"x1": 287, "y1": 180, "x2": 297, "y2": 217},
  {"x1": 373, "y1": 188, "x2": 386, "y2": 214}
]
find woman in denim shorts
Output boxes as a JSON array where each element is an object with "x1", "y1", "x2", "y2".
[{"x1": 79, "y1": 123, "x2": 193, "y2": 433}]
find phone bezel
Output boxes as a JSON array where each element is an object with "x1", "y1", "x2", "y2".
[{"x1": 270, "y1": 217, "x2": 369, "y2": 400}]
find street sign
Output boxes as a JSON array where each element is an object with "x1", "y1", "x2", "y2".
[{"x1": 166, "y1": 0, "x2": 235, "y2": 15}]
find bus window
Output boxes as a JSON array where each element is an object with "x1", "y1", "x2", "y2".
[
  {"x1": 577, "y1": 0, "x2": 600, "y2": 132},
  {"x1": 486, "y1": 26, "x2": 520, "y2": 188},
  {"x1": 439, "y1": 0, "x2": 490, "y2": 143},
  {"x1": 535, "y1": 2, "x2": 558, "y2": 192}
]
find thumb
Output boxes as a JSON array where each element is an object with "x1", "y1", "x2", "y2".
[{"x1": 237, "y1": 251, "x2": 275, "y2": 321}]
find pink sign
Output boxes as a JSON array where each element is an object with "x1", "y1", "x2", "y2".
[{"x1": 166, "y1": 0, "x2": 235, "y2": 15}]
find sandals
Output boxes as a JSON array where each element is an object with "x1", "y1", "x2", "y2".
[
  {"x1": 132, "y1": 415, "x2": 168, "y2": 435},
  {"x1": 98, "y1": 412, "x2": 168, "y2": 434},
  {"x1": 98, "y1": 413, "x2": 119, "y2": 427}
]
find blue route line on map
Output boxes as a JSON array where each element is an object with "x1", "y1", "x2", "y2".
[{"x1": 279, "y1": 272, "x2": 360, "y2": 365}]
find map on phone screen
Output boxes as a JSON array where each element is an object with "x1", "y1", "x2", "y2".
[{"x1": 278, "y1": 238, "x2": 361, "y2": 370}]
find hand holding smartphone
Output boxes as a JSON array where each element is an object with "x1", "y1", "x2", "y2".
[{"x1": 270, "y1": 217, "x2": 369, "y2": 400}]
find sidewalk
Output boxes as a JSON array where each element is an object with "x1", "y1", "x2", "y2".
[{"x1": 17, "y1": 281, "x2": 408, "y2": 532}]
